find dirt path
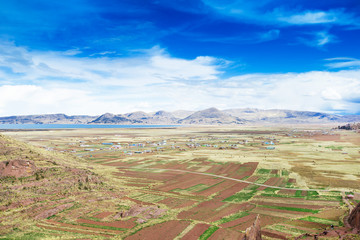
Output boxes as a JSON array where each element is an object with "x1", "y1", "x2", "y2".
[
  {"x1": 341, "y1": 191, "x2": 354, "y2": 212},
  {"x1": 117, "y1": 166, "x2": 337, "y2": 193}
]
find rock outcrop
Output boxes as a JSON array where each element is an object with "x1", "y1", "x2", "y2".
[
  {"x1": 243, "y1": 214, "x2": 262, "y2": 240},
  {"x1": 0, "y1": 159, "x2": 37, "y2": 178},
  {"x1": 348, "y1": 202, "x2": 360, "y2": 232}
]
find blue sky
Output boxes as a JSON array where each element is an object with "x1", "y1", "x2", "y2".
[{"x1": 0, "y1": 0, "x2": 360, "y2": 116}]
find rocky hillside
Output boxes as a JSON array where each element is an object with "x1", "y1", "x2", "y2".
[
  {"x1": 0, "y1": 134, "x2": 115, "y2": 237},
  {"x1": 349, "y1": 202, "x2": 360, "y2": 231}
]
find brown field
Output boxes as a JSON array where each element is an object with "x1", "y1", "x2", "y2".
[
  {"x1": 181, "y1": 223, "x2": 211, "y2": 240},
  {"x1": 1, "y1": 125, "x2": 359, "y2": 239},
  {"x1": 208, "y1": 228, "x2": 244, "y2": 239},
  {"x1": 125, "y1": 220, "x2": 190, "y2": 240},
  {"x1": 77, "y1": 218, "x2": 136, "y2": 229}
]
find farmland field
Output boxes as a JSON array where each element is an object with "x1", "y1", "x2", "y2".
[{"x1": 1, "y1": 125, "x2": 359, "y2": 239}]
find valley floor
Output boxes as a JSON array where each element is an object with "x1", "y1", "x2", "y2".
[{"x1": 1, "y1": 125, "x2": 359, "y2": 239}]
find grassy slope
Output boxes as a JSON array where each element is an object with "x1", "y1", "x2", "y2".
[{"x1": 0, "y1": 134, "x2": 127, "y2": 239}]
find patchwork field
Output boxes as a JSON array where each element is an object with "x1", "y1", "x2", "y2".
[{"x1": 1, "y1": 125, "x2": 359, "y2": 239}]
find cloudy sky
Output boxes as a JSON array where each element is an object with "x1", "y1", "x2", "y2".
[{"x1": 0, "y1": 0, "x2": 360, "y2": 116}]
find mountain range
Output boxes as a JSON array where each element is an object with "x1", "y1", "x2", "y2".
[{"x1": 0, "y1": 108, "x2": 359, "y2": 125}]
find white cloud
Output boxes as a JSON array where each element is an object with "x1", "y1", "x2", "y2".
[
  {"x1": 0, "y1": 42, "x2": 223, "y2": 87},
  {"x1": 279, "y1": 11, "x2": 338, "y2": 25},
  {"x1": 297, "y1": 31, "x2": 336, "y2": 47},
  {"x1": 0, "y1": 41, "x2": 360, "y2": 116},
  {"x1": 325, "y1": 57, "x2": 360, "y2": 69},
  {"x1": 321, "y1": 88, "x2": 342, "y2": 100},
  {"x1": 201, "y1": 1, "x2": 359, "y2": 28},
  {"x1": 219, "y1": 70, "x2": 360, "y2": 114}
]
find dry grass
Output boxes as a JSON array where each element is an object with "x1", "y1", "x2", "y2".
[{"x1": 1, "y1": 125, "x2": 359, "y2": 239}]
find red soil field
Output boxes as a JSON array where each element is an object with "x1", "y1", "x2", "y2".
[
  {"x1": 125, "y1": 220, "x2": 190, "y2": 240},
  {"x1": 230, "y1": 214, "x2": 285, "y2": 232},
  {"x1": 151, "y1": 162, "x2": 188, "y2": 170},
  {"x1": 122, "y1": 196, "x2": 154, "y2": 206},
  {"x1": 194, "y1": 180, "x2": 232, "y2": 197},
  {"x1": 261, "y1": 229, "x2": 289, "y2": 240},
  {"x1": 208, "y1": 228, "x2": 244, "y2": 240},
  {"x1": 253, "y1": 206, "x2": 310, "y2": 217},
  {"x1": 258, "y1": 215, "x2": 286, "y2": 228},
  {"x1": 207, "y1": 162, "x2": 241, "y2": 176},
  {"x1": 252, "y1": 196, "x2": 340, "y2": 207},
  {"x1": 215, "y1": 182, "x2": 249, "y2": 200},
  {"x1": 223, "y1": 213, "x2": 257, "y2": 228},
  {"x1": 205, "y1": 162, "x2": 258, "y2": 180},
  {"x1": 178, "y1": 201, "x2": 224, "y2": 221},
  {"x1": 278, "y1": 189, "x2": 297, "y2": 195},
  {"x1": 208, "y1": 203, "x2": 254, "y2": 222},
  {"x1": 36, "y1": 224, "x2": 113, "y2": 238},
  {"x1": 246, "y1": 176, "x2": 259, "y2": 182},
  {"x1": 158, "y1": 197, "x2": 197, "y2": 209},
  {"x1": 251, "y1": 200, "x2": 323, "y2": 210},
  {"x1": 287, "y1": 220, "x2": 328, "y2": 229},
  {"x1": 156, "y1": 173, "x2": 220, "y2": 192},
  {"x1": 236, "y1": 162, "x2": 259, "y2": 179},
  {"x1": 288, "y1": 178, "x2": 296, "y2": 183},
  {"x1": 77, "y1": 218, "x2": 136, "y2": 229},
  {"x1": 93, "y1": 211, "x2": 113, "y2": 219},
  {"x1": 115, "y1": 169, "x2": 181, "y2": 181},
  {"x1": 178, "y1": 201, "x2": 252, "y2": 222},
  {"x1": 45, "y1": 219, "x2": 123, "y2": 234},
  {"x1": 257, "y1": 177, "x2": 282, "y2": 190},
  {"x1": 181, "y1": 223, "x2": 211, "y2": 240}
]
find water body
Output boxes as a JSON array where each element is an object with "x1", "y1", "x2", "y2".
[{"x1": 0, "y1": 124, "x2": 179, "y2": 130}]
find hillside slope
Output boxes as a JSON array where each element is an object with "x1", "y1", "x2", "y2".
[{"x1": 0, "y1": 134, "x2": 123, "y2": 238}]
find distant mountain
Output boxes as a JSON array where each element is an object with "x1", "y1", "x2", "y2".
[
  {"x1": 0, "y1": 108, "x2": 359, "y2": 125},
  {"x1": 0, "y1": 114, "x2": 97, "y2": 124},
  {"x1": 223, "y1": 108, "x2": 352, "y2": 123},
  {"x1": 125, "y1": 111, "x2": 150, "y2": 121},
  {"x1": 179, "y1": 107, "x2": 244, "y2": 125},
  {"x1": 151, "y1": 111, "x2": 179, "y2": 123},
  {"x1": 90, "y1": 113, "x2": 135, "y2": 124}
]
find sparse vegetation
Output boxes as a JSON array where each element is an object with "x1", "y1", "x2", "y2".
[{"x1": 1, "y1": 125, "x2": 359, "y2": 239}]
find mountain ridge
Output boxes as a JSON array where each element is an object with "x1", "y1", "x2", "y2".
[{"x1": 0, "y1": 108, "x2": 359, "y2": 125}]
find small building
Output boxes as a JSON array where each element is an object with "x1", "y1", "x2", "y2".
[
  {"x1": 346, "y1": 194, "x2": 355, "y2": 199},
  {"x1": 102, "y1": 142, "x2": 113, "y2": 145},
  {"x1": 266, "y1": 146, "x2": 275, "y2": 150}
]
